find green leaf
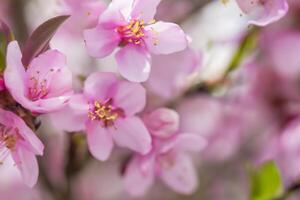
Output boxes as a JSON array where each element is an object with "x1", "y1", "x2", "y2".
[
  {"x1": 21, "y1": 15, "x2": 69, "y2": 67},
  {"x1": 250, "y1": 161, "x2": 284, "y2": 200}
]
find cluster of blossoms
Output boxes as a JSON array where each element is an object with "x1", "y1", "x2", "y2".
[{"x1": 0, "y1": 0, "x2": 295, "y2": 199}]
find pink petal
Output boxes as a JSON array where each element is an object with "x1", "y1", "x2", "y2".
[
  {"x1": 27, "y1": 49, "x2": 66, "y2": 77},
  {"x1": 50, "y1": 94, "x2": 89, "y2": 132},
  {"x1": 159, "y1": 153, "x2": 198, "y2": 194},
  {"x1": 84, "y1": 25, "x2": 120, "y2": 58},
  {"x1": 131, "y1": 0, "x2": 162, "y2": 22},
  {"x1": 236, "y1": 0, "x2": 289, "y2": 26},
  {"x1": 267, "y1": 32, "x2": 300, "y2": 81},
  {"x1": 86, "y1": 121, "x2": 113, "y2": 161},
  {"x1": 147, "y1": 48, "x2": 201, "y2": 98},
  {"x1": 99, "y1": 0, "x2": 133, "y2": 27},
  {"x1": 143, "y1": 108, "x2": 179, "y2": 138},
  {"x1": 115, "y1": 45, "x2": 151, "y2": 82},
  {"x1": 144, "y1": 21, "x2": 188, "y2": 55},
  {"x1": 84, "y1": 72, "x2": 118, "y2": 101},
  {"x1": 12, "y1": 146, "x2": 39, "y2": 188},
  {"x1": 113, "y1": 81, "x2": 146, "y2": 116},
  {"x1": 4, "y1": 41, "x2": 28, "y2": 108},
  {"x1": 29, "y1": 95, "x2": 72, "y2": 113},
  {"x1": 123, "y1": 155, "x2": 155, "y2": 197},
  {"x1": 0, "y1": 108, "x2": 44, "y2": 156},
  {"x1": 59, "y1": 0, "x2": 106, "y2": 36},
  {"x1": 47, "y1": 68, "x2": 73, "y2": 99},
  {"x1": 160, "y1": 134, "x2": 207, "y2": 154},
  {"x1": 111, "y1": 117, "x2": 151, "y2": 155}
]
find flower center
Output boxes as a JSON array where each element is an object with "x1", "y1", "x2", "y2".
[
  {"x1": 0, "y1": 125, "x2": 19, "y2": 164},
  {"x1": 157, "y1": 151, "x2": 176, "y2": 170},
  {"x1": 117, "y1": 19, "x2": 156, "y2": 45},
  {"x1": 27, "y1": 68, "x2": 61, "y2": 101},
  {"x1": 28, "y1": 76, "x2": 48, "y2": 101},
  {"x1": 88, "y1": 99, "x2": 124, "y2": 127}
]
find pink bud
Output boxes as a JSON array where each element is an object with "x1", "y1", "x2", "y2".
[{"x1": 144, "y1": 108, "x2": 179, "y2": 138}]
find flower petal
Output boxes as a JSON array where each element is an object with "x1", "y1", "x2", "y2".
[
  {"x1": 115, "y1": 45, "x2": 151, "y2": 82},
  {"x1": 160, "y1": 153, "x2": 198, "y2": 194},
  {"x1": 236, "y1": 0, "x2": 289, "y2": 26},
  {"x1": 99, "y1": 0, "x2": 134, "y2": 27},
  {"x1": 147, "y1": 48, "x2": 200, "y2": 98},
  {"x1": 4, "y1": 41, "x2": 28, "y2": 108},
  {"x1": 143, "y1": 108, "x2": 179, "y2": 139},
  {"x1": 11, "y1": 146, "x2": 39, "y2": 188},
  {"x1": 160, "y1": 134, "x2": 207, "y2": 154},
  {"x1": 50, "y1": 94, "x2": 89, "y2": 132},
  {"x1": 131, "y1": 0, "x2": 162, "y2": 22},
  {"x1": 86, "y1": 121, "x2": 113, "y2": 161},
  {"x1": 84, "y1": 72, "x2": 118, "y2": 101},
  {"x1": 113, "y1": 81, "x2": 146, "y2": 116},
  {"x1": 111, "y1": 117, "x2": 151, "y2": 155},
  {"x1": 84, "y1": 25, "x2": 120, "y2": 58},
  {"x1": 144, "y1": 21, "x2": 187, "y2": 55},
  {"x1": 123, "y1": 155, "x2": 155, "y2": 197}
]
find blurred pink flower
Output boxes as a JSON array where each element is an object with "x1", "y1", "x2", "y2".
[
  {"x1": 4, "y1": 41, "x2": 73, "y2": 113},
  {"x1": 262, "y1": 31, "x2": 300, "y2": 82},
  {"x1": 123, "y1": 108, "x2": 206, "y2": 196},
  {"x1": 51, "y1": 72, "x2": 151, "y2": 161},
  {"x1": 84, "y1": 0, "x2": 188, "y2": 82},
  {"x1": 236, "y1": 0, "x2": 289, "y2": 26},
  {"x1": 146, "y1": 48, "x2": 201, "y2": 99},
  {"x1": 257, "y1": 118, "x2": 300, "y2": 186},
  {"x1": 0, "y1": 108, "x2": 44, "y2": 187},
  {"x1": 177, "y1": 95, "x2": 265, "y2": 162},
  {"x1": 143, "y1": 108, "x2": 179, "y2": 139},
  {"x1": 57, "y1": 0, "x2": 106, "y2": 37}
]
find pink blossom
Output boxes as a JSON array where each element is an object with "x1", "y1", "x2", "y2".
[
  {"x1": 4, "y1": 41, "x2": 73, "y2": 113},
  {"x1": 0, "y1": 108, "x2": 44, "y2": 187},
  {"x1": 51, "y1": 72, "x2": 151, "y2": 161},
  {"x1": 143, "y1": 108, "x2": 179, "y2": 139},
  {"x1": 57, "y1": 0, "x2": 106, "y2": 37},
  {"x1": 146, "y1": 48, "x2": 201, "y2": 99},
  {"x1": 236, "y1": 0, "x2": 289, "y2": 26},
  {"x1": 84, "y1": 0, "x2": 188, "y2": 82},
  {"x1": 123, "y1": 108, "x2": 206, "y2": 196}
]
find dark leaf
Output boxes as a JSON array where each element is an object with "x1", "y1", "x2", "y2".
[{"x1": 21, "y1": 15, "x2": 69, "y2": 67}]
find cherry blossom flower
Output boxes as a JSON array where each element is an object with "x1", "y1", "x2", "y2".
[
  {"x1": 123, "y1": 108, "x2": 206, "y2": 196},
  {"x1": 236, "y1": 0, "x2": 289, "y2": 26},
  {"x1": 51, "y1": 72, "x2": 151, "y2": 161},
  {"x1": 84, "y1": 0, "x2": 188, "y2": 82},
  {"x1": 0, "y1": 108, "x2": 44, "y2": 187},
  {"x1": 4, "y1": 41, "x2": 73, "y2": 113}
]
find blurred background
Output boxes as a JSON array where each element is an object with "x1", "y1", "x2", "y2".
[{"x1": 1, "y1": 0, "x2": 300, "y2": 199}]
